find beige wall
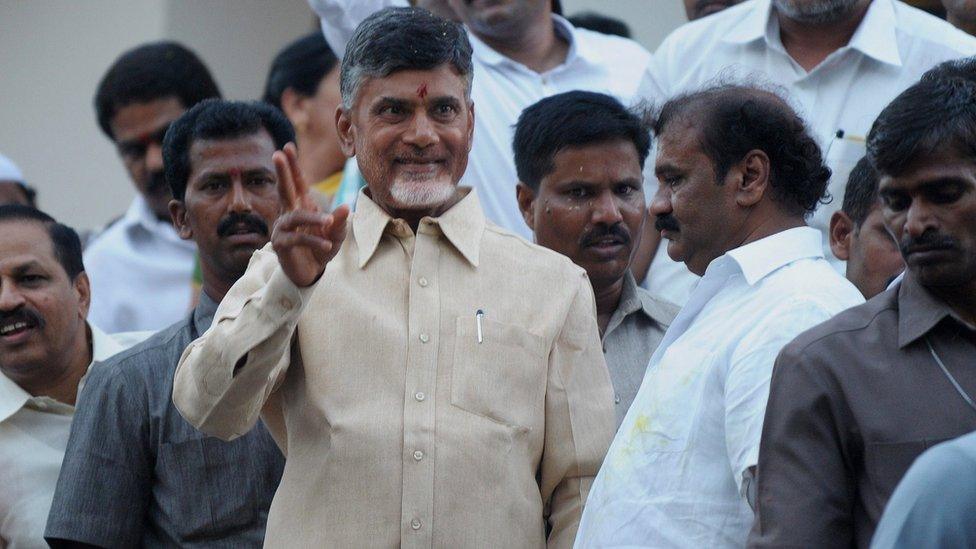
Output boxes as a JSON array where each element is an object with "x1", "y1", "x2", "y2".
[{"x1": 0, "y1": 0, "x2": 685, "y2": 231}]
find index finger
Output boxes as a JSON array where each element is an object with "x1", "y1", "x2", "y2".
[
  {"x1": 283, "y1": 143, "x2": 311, "y2": 203},
  {"x1": 273, "y1": 149, "x2": 299, "y2": 211}
]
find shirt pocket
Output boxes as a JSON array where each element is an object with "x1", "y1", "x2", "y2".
[
  {"x1": 451, "y1": 315, "x2": 547, "y2": 430},
  {"x1": 157, "y1": 436, "x2": 259, "y2": 540}
]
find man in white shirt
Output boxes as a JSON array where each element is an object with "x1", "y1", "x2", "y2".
[
  {"x1": 642, "y1": 0, "x2": 976, "y2": 306},
  {"x1": 83, "y1": 42, "x2": 221, "y2": 333},
  {"x1": 0, "y1": 205, "x2": 144, "y2": 548},
  {"x1": 308, "y1": 0, "x2": 653, "y2": 243},
  {"x1": 575, "y1": 85, "x2": 864, "y2": 548}
]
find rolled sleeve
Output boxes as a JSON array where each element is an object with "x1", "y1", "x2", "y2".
[
  {"x1": 173, "y1": 247, "x2": 315, "y2": 441},
  {"x1": 541, "y1": 272, "x2": 616, "y2": 548}
]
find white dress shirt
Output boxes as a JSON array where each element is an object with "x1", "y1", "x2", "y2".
[
  {"x1": 309, "y1": 0, "x2": 653, "y2": 239},
  {"x1": 576, "y1": 227, "x2": 864, "y2": 548},
  {"x1": 640, "y1": 0, "x2": 976, "y2": 307},
  {"x1": 0, "y1": 326, "x2": 145, "y2": 549},
  {"x1": 84, "y1": 196, "x2": 197, "y2": 333}
]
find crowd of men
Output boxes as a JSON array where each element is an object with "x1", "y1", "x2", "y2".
[{"x1": 1, "y1": 0, "x2": 975, "y2": 547}]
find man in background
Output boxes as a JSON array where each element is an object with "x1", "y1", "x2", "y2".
[
  {"x1": 829, "y1": 156, "x2": 904, "y2": 298},
  {"x1": 943, "y1": 0, "x2": 976, "y2": 35},
  {"x1": 514, "y1": 91, "x2": 677, "y2": 428},
  {"x1": 683, "y1": 0, "x2": 743, "y2": 20},
  {"x1": 84, "y1": 41, "x2": 220, "y2": 333},
  {"x1": 0, "y1": 153, "x2": 36, "y2": 207}
]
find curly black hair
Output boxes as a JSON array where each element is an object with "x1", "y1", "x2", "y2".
[
  {"x1": 653, "y1": 84, "x2": 831, "y2": 217},
  {"x1": 162, "y1": 99, "x2": 295, "y2": 201},
  {"x1": 95, "y1": 41, "x2": 221, "y2": 139},
  {"x1": 868, "y1": 61, "x2": 976, "y2": 177}
]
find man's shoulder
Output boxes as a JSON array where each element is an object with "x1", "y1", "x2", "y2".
[
  {"x1": 779, "y1": 288, "x2": 897, "y2": 359},
  {"x1": 82, "y1": 214, "x2": 133, "y2": 261},
  {"x1": 89, "y1": 319, "x2": 192, "y2": 387},
  {"x1": 481, "y1": 223, "x2": 585, "y2": 278},
  {"x1": 893, "y1": 0, "x2": 976, "y2": 56},
  {"x1": 573, "y1": 26, "x2": 651, "y2": 67},
  {"x1": 657, "y1": 1, "x2": 757, "y2": 54},
  {"x1": 633, "y1": 285, "x2": 680, "y2": 326}
]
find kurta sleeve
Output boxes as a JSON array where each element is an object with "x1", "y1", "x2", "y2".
[
  {"x1": 172, "y1": 246, "x2": 316, "y2": 441},
  {"x1": 541, "y1": 272, "x2": 616, "y2": 548},
  {"x1": 748, "y1": 339, "x2": 856, "y2": 549}
]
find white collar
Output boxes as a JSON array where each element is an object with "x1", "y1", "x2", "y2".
[
  {"x1": 121, "y1": 196, "x2": 188, "y2": 246},
  {"x1": 723, "y1": 0, "x2": 902, "y2": 67},
  {"x1": 717, "y1": 226, "x2": 824, "y2": 286},
  {"x1": 0, "y1": 323, "x2": 125, "y2": 422},
  {"x1": 467, "y1": 14, "x2": 580, "y2": 73}
]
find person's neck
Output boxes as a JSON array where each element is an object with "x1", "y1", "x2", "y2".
[
  {"x1": 19, "y1": 325, "x2": 92, "y2": 406},
  {"x1": 473, "y1": 14, "x2": 569, "y2": 74},
  {"x1": 928, "y1": 280, "x2": 976, "y2": 328},
  {"x1": 380, "y1": 189, "x2": 465, "y2": 232},
  {"x1": 298, "y1": 138, "x2": 345, "y2": 187},
  {"x1": 777, "y1": 2, "x2": 870, "y2": 72},
  {"x1": 200, "y1": 272, "x2": 233, "y2": 305},
  {"x1": 593, "y1": 276, "x2": 625, "y2": 336},
  {"x1": 729, "y1": 213, "x2": 805, "y2": 253},
  {"x1": 947, "y1": 14, "x2": 976, "y2": 38}
]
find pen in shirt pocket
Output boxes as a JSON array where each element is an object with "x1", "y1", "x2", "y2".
[
  {"x1": 476, "y1": 309, "x2": 485, "y2": 344},
  {"x1": 825, "y1": 129, "x2": 867, "y2": 157}
]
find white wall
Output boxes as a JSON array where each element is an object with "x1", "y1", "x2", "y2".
[{"x1": 0, "y1": 0, "x2": 686, "y2": 231}]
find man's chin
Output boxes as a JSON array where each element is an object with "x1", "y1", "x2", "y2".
[{"x1": 388, "y1": 179, "x2": 457, "y2": 210}]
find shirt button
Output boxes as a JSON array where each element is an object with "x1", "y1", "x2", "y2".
[
  {"x1": 415, "y1": 392, "x2": 426, "y2": 402},
  {"x1": 419, "y1": 333, "x2": 430, "y2": 343},
  {"x1": 413, "y1": 450, "x2": 424, "y2": 461},
  {"x1": 614, "y1": 394, "x2": 621, "y2": 404},
  {"x1": 411, "y1": 518, "x2": 422, "y2": 530},
  {"x1": 418, "y1": 277, "x2": 428, "y2": 287}
]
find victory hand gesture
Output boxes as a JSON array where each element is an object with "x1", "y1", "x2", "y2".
[{"x1": 271, "y1": 143, "x2": 350, "y2": 287}]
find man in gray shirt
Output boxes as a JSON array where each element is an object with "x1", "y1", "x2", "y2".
[
  {"x1": 514, "y1": 91, "x2": 677, "y2": 427},
  {"x1": 45, "y1": 100, "x2": 291, "y2": 547}
]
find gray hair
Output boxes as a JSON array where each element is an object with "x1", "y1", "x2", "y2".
[{"x1": 339, "y1": 7, "x2": 474, "y2": 110}]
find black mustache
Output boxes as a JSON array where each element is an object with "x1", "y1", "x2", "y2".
[
  {"x1": 900, "y1": 231, "x2": 956, "y2": 256},
  {"x1": 654, "y1": 214, "x2": 680, "y2": 232},
  {"x1": 147, "y1": 170, "x2": 169, "y2": 195},
  {"x1": 0, "y1": 307, "x2": 45, "y2": 330},
  {"x1": 217, "y1": 212, "x2": 270, "y2": 238},
  {"x1": 580, "y1": 223, "x2": 631, "y2": 248}
]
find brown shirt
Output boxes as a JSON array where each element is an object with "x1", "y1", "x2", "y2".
[
  {"x1": 749, "y1": 272, "x2": 976, "y2": 549},
  {"x1": 173, "y1": 189, "x2": 616, "y2": 548}
]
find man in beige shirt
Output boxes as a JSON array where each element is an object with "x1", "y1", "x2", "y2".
[{"x1": 173, "y1": 7, "x2": 616, "y2": 548}]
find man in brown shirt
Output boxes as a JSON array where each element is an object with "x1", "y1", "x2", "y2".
[
  {"x1": 513, "y1": 91, "x2": 677, "y2": 428},
  {"x1": 750, "y1": 61, "x2": 976, "y2": 548},
  {"x1": 173, "y1": 7, "x2": 616, "y2": 548}
]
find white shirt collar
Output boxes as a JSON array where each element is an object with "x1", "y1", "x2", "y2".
[
  {"x1": 723, "y1": 0, "x2": 901, "y2": 67},
  {"x1": 0, "y1": 323, "x2": 126, "y2": 423},
  {"x1": 722, "y1": 226, "x2": 824, "y2": 286},
  {"x1": 121, "y1": 196, "x2": 189, "y2": 246},
  {"x1": 467, "y1": 14, "x2": 580, "y2": 72}
]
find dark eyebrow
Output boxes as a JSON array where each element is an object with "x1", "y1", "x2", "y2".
[
  {"x1": 12, "y1": 260, "x2": 46, "y2": 275},
  {"x1": 655, "y1": 162, "x2": 679, "y2": 177},
  {"x1": 430, "y1": 96, "x2": 461, "y2": 107},
  {"x1": 374, "y1": 97, "x2": 411, "y2": 110}
]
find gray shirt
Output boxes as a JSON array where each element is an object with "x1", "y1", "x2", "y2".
[
  {"x1": 45, "y1": 294, "x2": 284, "y2": 548},
  {"x1": 602, "y1": 272, "x2": 679, "y2": 428},
  {"x1": 871, "y1": 430, "x2": 976, "y2": 549}
]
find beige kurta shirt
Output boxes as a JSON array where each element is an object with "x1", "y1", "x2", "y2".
[{"x1": 173, "y1": 188, "x2": 616, "y2": 548}]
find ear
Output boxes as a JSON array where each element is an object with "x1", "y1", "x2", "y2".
[
  {"x1": 466, "y1": 101, "x2": 475, "y2": 153},
  {"x1": 281, "y1": 88, "x2": 309, "y2": 134},
  {"x1": 515, "y1": 183, "x2": 537, "y2": 232},
  {"x1": 336, "y1": 106, "x2": 356, "y2": 158},
  {"x1": 829, "y1": 210, "x2": 854, "y2": 261},
  {"x1": 733, "y1": 149, "x2": 771, "y2": 208},
  {"x1": 74, "y1": 272, "x2": 91, "y2": 320},
  {"x1": 169, "y1": 198, "x2": 193, "y2": 240}
]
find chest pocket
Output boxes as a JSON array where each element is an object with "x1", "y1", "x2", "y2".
[
  {"x1": 156, "y1": 436, "x2": 263, "y2": 540},
  {"x1": 451, "y1": 316, "x2": 547, "y2": 429}
]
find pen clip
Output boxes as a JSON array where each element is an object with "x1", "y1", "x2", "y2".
[{"x1": 476, "y1": 309, "x2": 484, "y2": 344}]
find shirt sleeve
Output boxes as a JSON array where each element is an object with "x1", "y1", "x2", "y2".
[
  {"x1": 540, "y1": 272, "x2": 616, "y2": 548},
  {"x1": 870, "y1": 438, "x2": 976, "y2": 549},
  {"x1": 747, "y1": 338, "x2": 856, "y2": 549},
  {"x1": 45, "y1": 361, "x2": 152, "y2": 547},
  {"x1": 307, "y1": 0, "x2": 409, "y2": 59},
  {"x1": 172, "y1": 246, "x2": 315, "y2": 441}
]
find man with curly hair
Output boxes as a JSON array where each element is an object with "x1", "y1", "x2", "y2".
[{"x1": 575, "y1": 85, "x2": 864, "y2": 548}]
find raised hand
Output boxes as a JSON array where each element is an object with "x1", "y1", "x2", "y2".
[{"x1": 271, "y1": 143, "x2": 350, "y2": 287}]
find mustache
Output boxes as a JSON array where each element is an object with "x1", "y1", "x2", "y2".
[
  {"x1": 0, "y1": 307, "x2": 45, "y2": 330},
  {"x1": 216, "y1": 212, "x2": 270, "y2": 238},
  {"x1": 147, "y1": 170, "x2": 169, "y2": 195},
  {"x1": 580, "y1": 223, "x2": 631, "y2": 248},
  {"x1": 654, "y1": 214, "x2": 680, "y2": 232},
  {"x1": 900, "y1": 230, "x2": 956, "y2": 256}
]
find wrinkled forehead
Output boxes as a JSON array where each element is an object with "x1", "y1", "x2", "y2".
[
  {"x1": 879, "y1": 152, "x2": 976, "y2": 193},
  {"x1": 356, "y1": 64, "x2": 470, "y2": 108},
  {"x1": 187, "y1": 130, "x2": 278, "y2": 178}
]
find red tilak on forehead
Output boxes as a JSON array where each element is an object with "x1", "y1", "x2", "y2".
[{"x1": 416, "y1": 83, "x2": 428, "y2": 99}]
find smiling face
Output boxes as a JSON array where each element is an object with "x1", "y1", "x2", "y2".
[
  {"x1": 651, "y1": 121, "x2": 742, "y2": 276},
  {"x1": 337, "y1": 64, "x2": 474, "y2": 217},
  {"x1": 878, "y1": 150, "x2": 976, "y2": 291},
  {"x1": 519, "y1": 139, "x2": 645, "y2": 288},
  {"x1": 170, "y1": 129, "x2": 282, "y2": 292},
  {"x1": 0, "y1": 221, "x2": 90, "y2": 385},
  {"x1": 110, "y1": 96, "x2": 187, "y2": 220}
]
